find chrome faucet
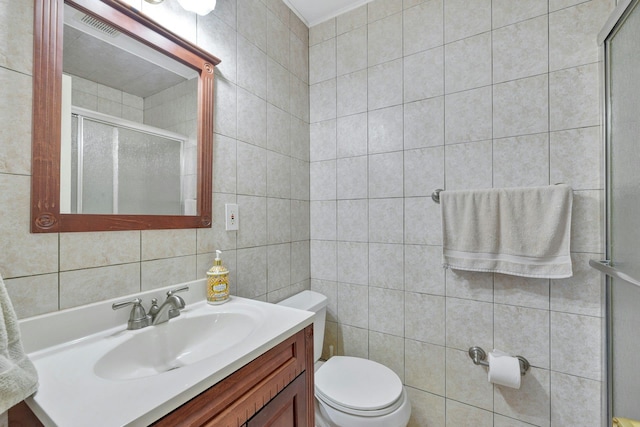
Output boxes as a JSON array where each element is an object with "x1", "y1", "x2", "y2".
[
  {"x1": 112, "y1": 286, "x2": 189, "y2": 330},
  {"x1": 149, "y1": 286, "x2": 189, "y2": 325},
  {"x1": 112, "y1": 298, "x2": 150, "y2": 330}
]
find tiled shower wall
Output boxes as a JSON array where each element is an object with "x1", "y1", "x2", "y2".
[
  {"x1": 144, "y1": 78, "x2": 199, "y2": 209},
  {"x1": 71, "y1": 75, "x2": 145, "y2": 122},
  {"x1": 308, "y1": 0, "x2": 611, "y2": 425},
  {"x1": 0, "y1": 0, "x2": 310, "y2": 316}
]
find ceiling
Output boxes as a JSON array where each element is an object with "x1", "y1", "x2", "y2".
[
  {"x1": 63, "y1": 26, "x2": 188, "y2": 99},
  {"x1": 283, "y1": 0, "x2": 373, "y2": 27},
  {"x1": 63, "y1": 4, "x2": 197, "y2": 99}
]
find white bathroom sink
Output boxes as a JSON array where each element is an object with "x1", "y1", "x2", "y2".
[
  {"x1": 94, "y1": 309, "x2": 260, "y2": 380},
  {"x1": 19, "y1": 280, "x2": 314, "y2": 427}
]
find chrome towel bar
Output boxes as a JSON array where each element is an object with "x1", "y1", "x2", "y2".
[
  {"x1": 432, "y1": 188, "x2": 443, "y2": 204},
  {"x1": 589, "y1": 259, "x2": 640, "y2": 289},
  {"x1": 433, "y1": 184, "x2": 566, "y2": 204}
]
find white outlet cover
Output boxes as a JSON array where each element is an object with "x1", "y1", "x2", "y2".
[{"x1": 225, "y1": 203, "x2": 239, "y2": 231}]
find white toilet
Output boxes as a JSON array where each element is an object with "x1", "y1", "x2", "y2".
[{"x1": 278, "y1": 290, "x2": 411, "y2": 427}]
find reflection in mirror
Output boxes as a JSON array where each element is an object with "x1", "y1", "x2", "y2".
[
  {"x1": 31, "y1": 0, "x2": 221, "y2": 233},
  {"x1": 61, "y1": 3, "x2": 198, "y2": 215}
]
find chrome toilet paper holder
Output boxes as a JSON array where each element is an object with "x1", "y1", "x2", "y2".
[{"x1": 468, "y1": 346, "x2": 530, "y2": 376}]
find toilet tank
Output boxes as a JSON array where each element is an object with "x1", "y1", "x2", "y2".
[{"x1": 277, "y1": 290, "x2": 327, "y2": 362}]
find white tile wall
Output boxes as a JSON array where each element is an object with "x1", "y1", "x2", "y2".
[
  {"x1": 446, "y1": 399, "x2": 493, "y2": 427},
  {"x1": 403, "y1": 1, "x2": 443, "y2": 55},
  {"x1": 337, "y1": 199, "x2": 368, "y2": 240},
  {"x1": 406, "y1": 386, "x2": 446, "y2": 426},
  {"x1": 368, "y1": 59, "x2": 404, "y2": 110},
  {"x1": 337, "y1": 26, "x2": 367, "y2": 76},
  {"x1": 444, "y1": 0, "x2": 491, "y2": 42},
  {"x1": 368, "y1": 0, "x2": 403, "y2": 22},
  {"x1": 337, "y1": 158, "x2": 368, "y2": 200},
  {"x1": 309, "y1": 0, "x2": 611, "y2": 425},
  {"x1": 493, "y1": 133, "x2": 550, "y2": 187},
  {"x1": 0, "y1": 70, "x2": 31, "y2": 176},
  {"x1": 237, "y1": 35, "x2": 267, "y2": 98},
  {"x1": 337, "y1": 5, "x2": 367, "y2": 35},
  {"x1": 369, "y1": 330, "x2": 405, "y2": 380},
  {"x1": 444, "y1": 32, "x2": 492, "y2": 93},
  {"x1": 404, "y1": 47, "x2": 444, "y2": 103},
  {"x1": 445, "y1": 87, "x2": 492, "y2": 144},
  {"x1": 492, "y1": 0, "x2": 547, "y2": 29},
  {"x1": 404, "y1": 97, "x2": 445, "y2": 149},
  {"x1": 405, "y1": 339, "x2": 445, "y2": 395},
  {"x1": 492, "y1": 15, "x2": 548, "y2": 83},
  {"x1": 493, "y1": 367, "x2": 551, "y2": 426}
]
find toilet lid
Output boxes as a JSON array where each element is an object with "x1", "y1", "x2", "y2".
[{"x1": 315, "y1": 356, "x2": 403, "y2": 412}]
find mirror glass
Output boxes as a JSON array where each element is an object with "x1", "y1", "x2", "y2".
[
  {"x1": 31, "y1": 0, "x2": 220, "y2": 233},
  {"x1": 61, "y1": 3, "x2": 198, "y2": 215}
]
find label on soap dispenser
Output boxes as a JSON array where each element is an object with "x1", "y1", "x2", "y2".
[{"x1": 207, "y1": 270, "x2": 229, "y2": 304}]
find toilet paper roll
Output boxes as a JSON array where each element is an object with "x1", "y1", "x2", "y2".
[{"x1": 487, "y1": 349, "x2": 521, "y2": 389}]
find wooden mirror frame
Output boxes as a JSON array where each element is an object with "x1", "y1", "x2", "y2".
[{"x1": 31, "y1": 0, "x2": 221, "y2": 232}]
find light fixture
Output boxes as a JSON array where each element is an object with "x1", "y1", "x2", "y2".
[
  {"x1": 144, "y1": 0, "x2": 164, "y2": 4},
  {"x1": 176, "y1": 0, "x2": 217, "y2": 15}
]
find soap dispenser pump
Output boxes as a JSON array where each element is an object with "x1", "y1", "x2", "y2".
[{"x1": 207, "y1": 250, "x2": 230, "y2": 304}]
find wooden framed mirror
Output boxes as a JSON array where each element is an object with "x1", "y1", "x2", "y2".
[{"x1": 31, "y1": 0, "x2": 221, "y2": 232}]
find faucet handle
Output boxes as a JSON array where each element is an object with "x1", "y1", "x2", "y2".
[
  {"x1": 166, "y1": 286, "x2": 189, "y2": 297},
  {"x1": 112, "y1": 297, "x2": 143, "y2": 310},
  {"x1": 112, "y1": 298, "x2": 150, "y2": 330},
  {"x1": 167, "y1": 286, "x2": 189, "y2": 308}
]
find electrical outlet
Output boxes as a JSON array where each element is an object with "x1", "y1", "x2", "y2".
[{"x1": 225, "y1": 203, "x2": 239, "y2": 231}]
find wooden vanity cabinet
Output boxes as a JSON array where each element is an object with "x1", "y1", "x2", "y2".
[
  {"x1": 9, "y1": 325, "x2": 313, "y2": 427},
  {"x1": 152, "y1": 325, "x2": 314, "y2": 427},
  {"x1": 244, "y1": 373, "x2": 307, "y2": 427}
]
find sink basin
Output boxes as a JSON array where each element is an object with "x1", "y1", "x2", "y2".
[
  {"x1": 20, "y1": 281, "x2": 314, "y2": 427},
  {"x1": 95, "y1": 310, "x2": 259, "y2": 380}
]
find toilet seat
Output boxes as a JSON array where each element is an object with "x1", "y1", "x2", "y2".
[{"x1": 315, "y1": 356, "x2": 404, "y2": 417}]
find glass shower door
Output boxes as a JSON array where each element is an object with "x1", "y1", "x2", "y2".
[
  {"x1": 77, "y1": 118, "x2": 116, "y2": 214},
  {"x1": 601, "y1": 0, "x2": 640, "y2": 421},
  {"x1": 117, "y1": 127, "x2": 183, "y2": 215},
  {"x1": 70, "y1": 113, "x2": 185, "y2": 215}
]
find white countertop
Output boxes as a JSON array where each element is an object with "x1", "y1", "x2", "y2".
[{"x1": 19, "y1": 280, "x2": 314, "y2": 426}]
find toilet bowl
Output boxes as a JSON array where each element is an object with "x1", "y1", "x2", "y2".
[{"x1": 278, "y1": 291, "x2": 411, "y2": 427}]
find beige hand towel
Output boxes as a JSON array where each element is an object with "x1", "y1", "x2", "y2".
[
  {"x1": 0, "y1": 275, "x2": 38, "y2": 413},
  {"x1": 441, "y1": 185, "x2": 573, "y2": 279}
]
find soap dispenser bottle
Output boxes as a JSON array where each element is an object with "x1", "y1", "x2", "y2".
[{"x1": 207, "y1": 250, "x2": 230, "y2": 304}]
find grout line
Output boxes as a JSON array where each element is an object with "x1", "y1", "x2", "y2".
[
  {"x1": 442, "y1": 0, "x2": 448, "y2": 413},
  {"x1": 490, "y1": 0, "x2": 496, "y2": 415},
  {"x1": 58, "y1": 233, "x2": 62, "y2": 310},
  {"x1": 547, "y1": 4, "x2": 552, "y2": 189},
  {"x1": 139, "y1": 231, "x2": 143, "y2": 293}
]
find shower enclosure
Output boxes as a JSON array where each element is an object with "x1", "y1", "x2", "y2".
[
  {"x1": 593, "y1": 0, "x2": 640, "y2": 422},
  {"x1": 65, "y1": 107, "x2": 190, "y2": 216}
]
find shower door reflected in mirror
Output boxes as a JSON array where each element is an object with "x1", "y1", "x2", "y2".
[{"x1": 67, "y1": 110, "x2": 190, "y2": 215}]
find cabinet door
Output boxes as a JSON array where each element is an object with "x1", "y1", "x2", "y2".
[
  {"x1": 8, "y1": 402, "x2": 44, "y2": 427},
  {"x1": 154, "y1": 327, "x2": 311, "y2": 427},
  {"x1": 246, "y1": 373, "x2": 307, "y2": 427}
]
